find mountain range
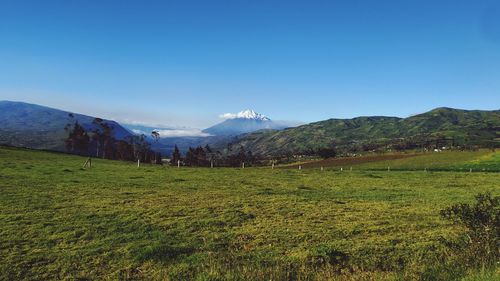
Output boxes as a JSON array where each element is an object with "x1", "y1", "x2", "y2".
[
  {"x1": 226, "y1": 107, "x2": 500, "y2": 156},
  {"x1": 121, "y1": 109, "x2": 291, "y2": 155},
  {"x1": 0, "y1": 101, "x2": 498, "y2": 157},
  {"x1": 0, "y1": 102, "x2": 291, "y2": 156}
]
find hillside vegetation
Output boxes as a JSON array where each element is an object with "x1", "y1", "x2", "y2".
[
  {"x1": 228, "y1": 108, "x2": 500, "y2": 157},
  {"x1": 0, "y1": 101, "x2": 133, "y2": 152},
  {"x1": 1, "y1": 147, "x2": 499, "y2": 280}
]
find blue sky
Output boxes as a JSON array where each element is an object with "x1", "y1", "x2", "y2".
[{"x1": 0, "y1": 0, "x2": 499, "y2": 128}]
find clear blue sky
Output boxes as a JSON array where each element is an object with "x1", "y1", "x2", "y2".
[{"x1": 1, "y1": 0, "x2": 499, "y2": 128}]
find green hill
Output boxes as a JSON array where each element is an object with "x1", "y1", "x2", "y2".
[{"x1": 227, "y1": 107, "x2": 500, "y2": 157}]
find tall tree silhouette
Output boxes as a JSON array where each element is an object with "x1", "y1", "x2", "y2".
[
  {"x1": 171, "y1": 145, "x2": 182, "y2": 165},
  {"x1": 64, "y1": 121, "x2": 90, "y2": 155},
  {"x1": 151, "y1": 130, "x2": 160, "y2": 142},
  {"x1": 151, "y1": 130, "x2": 160, "y2": 162},
  {"x1": 127, "y1": 134, "x2": 150, "y2": 162},
  {"x1": 92, "y1": 118, "x2": 114, "y2": 158},
  {"x1": 64, "y1": 113, "x2": 90, "y2": 155}
]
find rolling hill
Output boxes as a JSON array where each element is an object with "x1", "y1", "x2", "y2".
[
  {"x1": 227, "y1": 107, "x2": 500, "y2": 157},
  {"x1": 0, "y1": 101, "x2": 134, "y2": 152}
]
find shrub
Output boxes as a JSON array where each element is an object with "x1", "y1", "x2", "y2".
[{"x1": 440, "y1": 193, "x2": 500, "y2": 268}]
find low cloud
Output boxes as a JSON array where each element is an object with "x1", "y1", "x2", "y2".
[
  {"x1": 153, "y1": 129, "x2": 212, "y2": 138},
  {"x1": 132, "y1": 128, "x2": 211, "y2": 137},
  {"x1": 131, "y1": 129, "x2": 147, "y2": 135},
  {"x1": 219, "y1": 113, "x2": 239, "y2": 119}
]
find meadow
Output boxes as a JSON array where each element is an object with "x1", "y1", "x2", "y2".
[
  {"x1": 0, "y1": 147, "x2": 499, "y2": 280},
  {"x1": 287, "y1": 150, "x2": 500, "y2": 172}
]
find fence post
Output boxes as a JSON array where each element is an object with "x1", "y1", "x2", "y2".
[
  {"x1": 83, "y1": 157, "x2": 92, "y2": 168},
  {"x1": 177, "y1": 160, "x2": 180, "y2": 168},
  {"x1": 137, "y1": 159, "x2": 140, "y2": 168}
]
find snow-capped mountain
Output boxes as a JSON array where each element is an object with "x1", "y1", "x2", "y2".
[
  {"x1": 219, "y1": 109, "x2": 270, "y2": 121},
  {"x1": 203, "y1": 109, "x2": 286, "y2": 136}
]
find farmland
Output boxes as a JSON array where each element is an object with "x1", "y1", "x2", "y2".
[
  {"x1": 0, "y1": 146, "x2": 499, "y2": 280},
  {"x1": 286, "y1": 150, "x2": 500, "y2": 172}
]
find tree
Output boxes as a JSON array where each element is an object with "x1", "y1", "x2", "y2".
[
  {"x1": 205, "y1": 144, "x2": 212, "y2": 154},
  {"x1": 151, "y1": 130, "x2": 160, "y2": 142},
  {"x1": 185, "y1": 147, "x2": 197, "y2": 166},
  {"x1": 195, "y1": 146, "x2": 208, "y2": 166},
  {"x1": 64, "y1": 121, "x2": 90, "y2": 155},
  {"x1": 151, "y1": 130, "x2": 160, "y2": 163},
  {"x1": 317, "y1": 147, "x2": 337, "y2": 159},
  {"x1": 115, "y1": 140, "x2": 134, "y2": 161},
  {"x1": 127, "y1": 134, "x2": 150, "y2": 163},
  {"x1": 92, "y1": 118, "x2": 115, "y2": 159},
  {"x1": 205, "y1": 145, "x2": 216, "y2": 167},
  {"x1": 171, "y1": 145, "x2": 182, "y2": 165}
]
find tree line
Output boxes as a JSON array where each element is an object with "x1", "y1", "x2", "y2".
[
  {"x1": 171, "y1": 144, "x2": 256, "y2": 167},
  {"x1": 64, "y1": 114, "x2": 257, "y2": 167},
  {"x1": 64, "y1": 114, "x2": 160, "y2": 163}
]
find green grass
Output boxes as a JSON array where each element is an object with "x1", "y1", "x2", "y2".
[
  {"x1": 0, "y1": 147, "x2": 499, "y2": 280},
  {"x1": 453, "y1": 151, "x2": 500, "y2": 171},
  {"x1": 461, "y1": 269, "x2": 500, "y2": 281},
  {"x1": 317, "y1": 150, "x2": 500, "y2": 172}
]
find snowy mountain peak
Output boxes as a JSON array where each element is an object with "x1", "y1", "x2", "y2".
[{"x1": 220, "y1": 109, "x2": 270, "y2": 121}]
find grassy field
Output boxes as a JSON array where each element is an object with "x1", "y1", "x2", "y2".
[
  {"x1": 0, "y1": 147, "x2": 499, "y2": 280},
  {"x1": 287, "y1": 150, "x2": 500, "y2": 172}
]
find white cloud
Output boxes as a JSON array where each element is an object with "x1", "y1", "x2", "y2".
[
  {"x1": 131, "y1": 128, "x2": 211, "y2": 137},
  {"x1": 154, "y1": 129, "x2": 212, "y2": 138},
  {"x1": 120, "y1": 120, "x2": 179, "y2": 129},
  {"x1": 131, "y1": 129, "x2": 147, "y2": 135},
  {"x1": 219, "y1": 113, "x2": 239, "y2": 119}
]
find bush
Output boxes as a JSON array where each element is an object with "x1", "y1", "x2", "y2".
[
  {"x1": 440, "y1": 193, "x2": 500, "y2": 268},
  {"x1": 316, "y1": 148, "x2": 337, "y2": 159}
]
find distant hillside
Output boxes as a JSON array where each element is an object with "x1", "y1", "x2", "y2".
[
  {"x1": 0, "y1": 101, "x2": 134, "y2": 152},
  {"x1": 227, "y1": 107, "x2": 500, "y2": 157}
]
